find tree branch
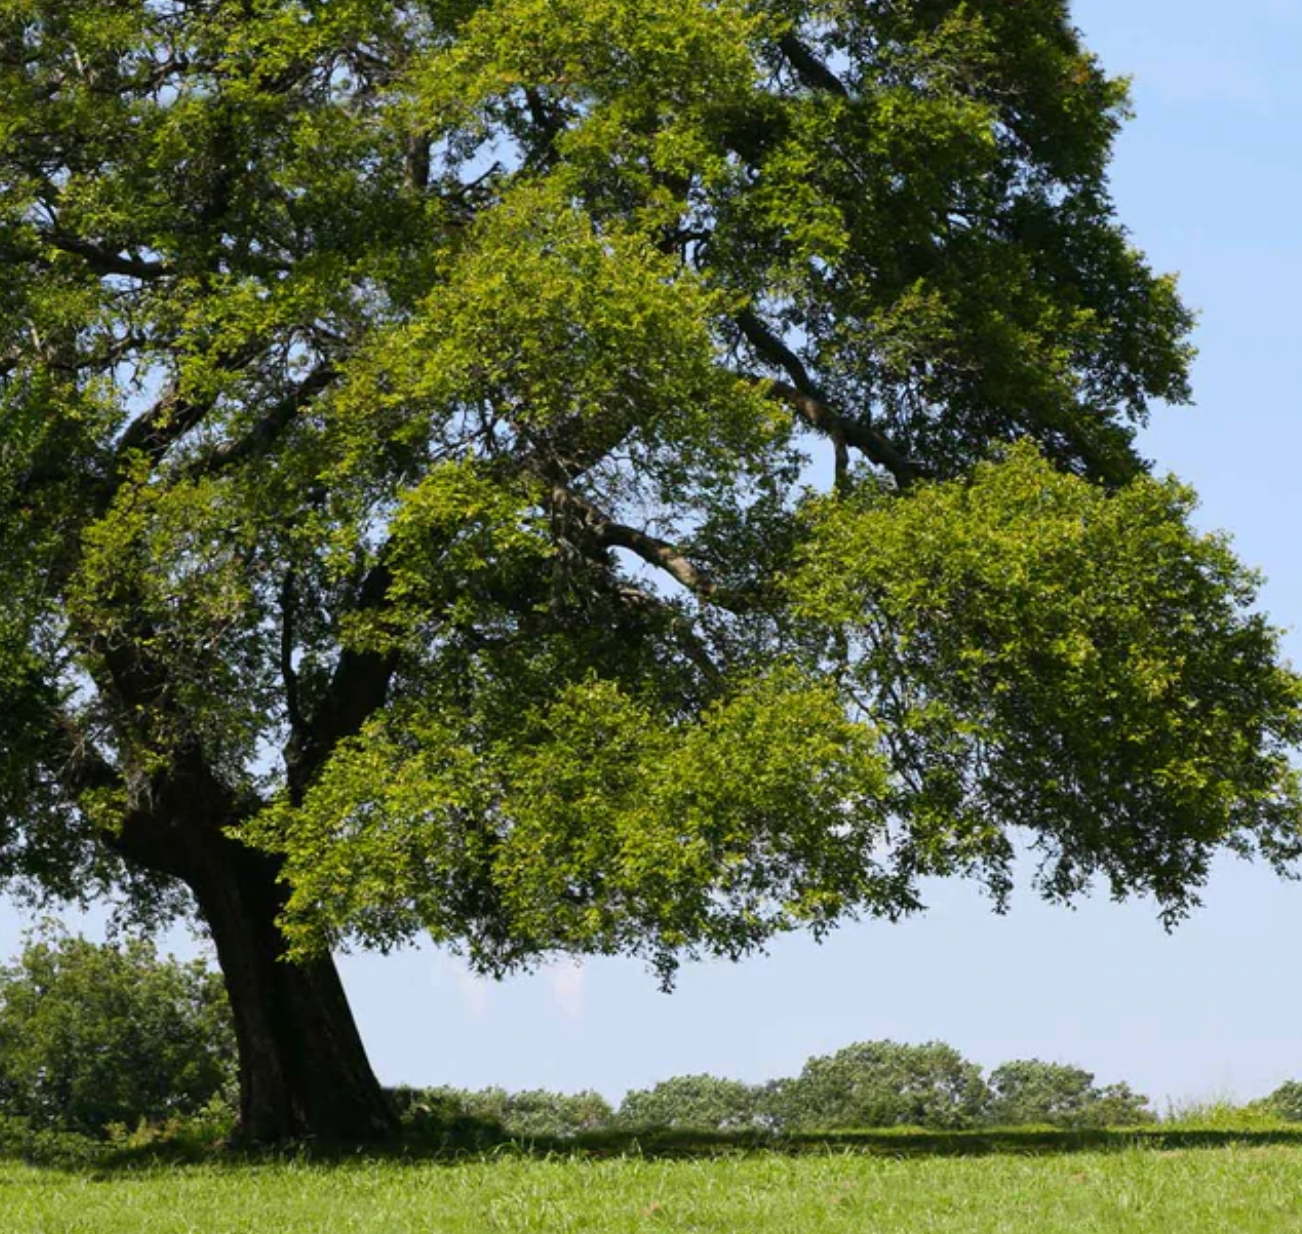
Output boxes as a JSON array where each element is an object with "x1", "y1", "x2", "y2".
[
  {"x1": 546, "y1": 483, "x2": 739, "y2": 608},
  {"x1": 523, "y1": 86, "x2": 566, "y2": 171},
  {"x1": 112, "y1": 339, "x2": 265, "y2": 479},
  {"x1": 279, "y1": 570, "x2": 302, "y2": 736},
  {"x1": 182, "y1": 365, "x2": 339, "y2": 479},
  {"x1": 734, "y1": 310, "x2": 925, "y2": 485},
  {"x1": 615, "y1": 582, "x2": 724, "y2": 685},
  {"x1": 777, "y1": 33, "x2": 850, "y2": 98},
  {"x1": 283, "y1": 560, "x2": 398, "y2": 804},
  {"x1": 48, "y1": 711, "x2": 121, "y2": 801},
  {"x1": 43, "y1": 231, "x2": 173, "y2": 280},
  {"x1": 113, "y1": 382, "x2": 209, "y2": 468},
  {"x1": 735, "y1": 308, "x2": 818, "y2": 390},
  {"x1": 766, "y1": 378, "x2": 925, "y2": 485}
]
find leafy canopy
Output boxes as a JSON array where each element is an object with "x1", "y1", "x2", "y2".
[
  {"x1": 616, "y1": 1075, "x2": 771, "y2": 1133},
  {"x1": 986, "y1": 1060, "x2": 1153, "y2": 1129},
  {"x1": 0, "y1": 924, "x2": 235, "y2": 1136},
  {"x1": 0, "y1": 0, "x2": 1298, "y2": 978},
  {"x1": 774, "y1": 1040, "x2": 990, "y2": 1131}
]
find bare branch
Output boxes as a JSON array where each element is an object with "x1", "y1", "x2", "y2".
[
  {"x1": 764, "y1": 378, "x2": 925, "y2": 486},
  {"x1": 736, "y1": 308, "x2": 817, "y2": 390}
]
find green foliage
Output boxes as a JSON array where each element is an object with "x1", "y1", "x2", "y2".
[
  {"x1": 789, "y1": 445, "x2": 1302, "y2": 917},
  {"x1": 0, "y1": 924, "x2": 236, "y2": 1137},
  {"x1": 391, "y1": 1042, "x2": 1158, "y2": 1140},
  {"x1": 0, "y1": 0, "x2": 1294, "y2": 1017},
  {"x1": 616, "y1": 1075, "x2": 770, "y2": 1132},
  {"x1": 0, "y1": 1114, "x2": 100, "y2": 1168},
  {"x1": 384, "y1": 1043, "x2": 1162, "y2": 1140},
  {"x1": 251, "y1": 667, "x2": 898, "y2": 977},
  {"x1": 392, "y1": 1085, "x2": 613, "y2": 1140},
  {"x1": 1259, "y1": 1082, "x2": 1302, "y2": 1124},
  {"x1": 986, "y1": 1060, "x2": 1154, "y2": 1128},
  {"x1": 385, "y1": 1042, "x2": 1161, "y2": 1138},
  {"x1": 773, "y1": 1040, "x2": 989, "y2": 1131}
]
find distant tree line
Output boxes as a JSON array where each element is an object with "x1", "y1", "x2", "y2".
[
  {"x1": 392, "y1": 1041, "x2": 1157, "y2": 1139},
  {"x1": 4, "y1": 929, "x2": 1302, "y2": 1143}
]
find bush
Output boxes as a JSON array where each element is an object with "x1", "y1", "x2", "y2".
[
  {"x1": 773, "y1": 1040, "x2": 990, "y2": 1131},
  {"x1": 1259, "y1": 1081, "x2": 1302, "y2": 1123},
  {"x1": 489, "y1": 1088, "x2": 614, "y2": 1138},
  {"x1": 392, "y1": 1085, "x2": 613, "y2": 1139},
  {"x1": 0, "y1": 1112, "x2": 100, "y2": 1166},
  {"x1": 986, "y1": 1060, "x2": 1153, "y2": 1127},
  {"x1": 616, "y1": 1075, "x2": 769, "y2": 1132},
  {"x1": 0, "y1": 923, "x2": 236, "y2": 1137}
]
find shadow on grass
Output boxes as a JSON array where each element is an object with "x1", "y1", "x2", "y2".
[
  {"x1": 25, "y1": 1120, "x2": 1302, "y2": 1176},
  {"x1": 450, "y1": 1124, "x2": 1302, "y2": 1162}
]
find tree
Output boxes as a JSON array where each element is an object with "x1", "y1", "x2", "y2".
[
  {"x1": 1258, "y1": 1081, "x2": 1302, "y2": 1123},
  {"x1": 2, "y1": 0, "x2": 1300, "y2": 1143},
  {"x1": 772, "y1": 1040, "x2": 989, "y2": 1130},
  {"x1": 986, "y1": 1060, "x2": 1152, "y2": 1128},
  {"x1": 0, "y1": 924, "x2": 235, "y2": 1136},
  {"x1": 617, "y1": 1075, "x2": 769, "y2": 1132}
]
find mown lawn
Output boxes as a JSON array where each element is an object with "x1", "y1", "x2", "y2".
[{"x1": 5, "y1": 1142, "x2": 1302, "y2": 1234}]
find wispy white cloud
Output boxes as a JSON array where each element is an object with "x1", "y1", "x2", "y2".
[
  {"x1": 544, "y1": 960, "x2": 585, "y2": 1021},
  {"x1": 440, "y1": 956, "x2": 491, "y2": 1018}
]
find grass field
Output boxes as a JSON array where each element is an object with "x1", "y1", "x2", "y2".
[{"x1": 6, "y1": 1137, "x2": 1302, "y2": 1233}]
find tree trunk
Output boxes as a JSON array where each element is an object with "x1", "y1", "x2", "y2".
[
  {"x1": 100, "y1": 730, "x2": 398, "y2": 1144},
  {"x1": 184, "y1": 834, "x2": 398, "y2": 1144}
]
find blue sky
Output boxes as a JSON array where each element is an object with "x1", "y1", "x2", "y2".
[{"x1": 4, "y1": 0, "x2": 1302, "y2": 1110}]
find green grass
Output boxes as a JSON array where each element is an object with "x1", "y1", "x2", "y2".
[{"x1": 7, "y1": 1138, "x2": 1302, "y2": 1233}]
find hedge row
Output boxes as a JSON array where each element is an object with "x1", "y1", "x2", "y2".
[{"x1": 392, "y1": 1042, "x2": 1157, "y2": 1138}]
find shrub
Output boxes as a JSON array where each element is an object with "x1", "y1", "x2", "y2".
[
  {"x1": 0, "y1": 1112, "x2": 100, "y2": 1166},
  {"x1": 0, "y1": 923, "x2": 236, "y2": 1137},
  {"x1": 394, "y1": 1043, "x2": 1167, "y2": 1142},
  {"x1": 1259, "y1": 1081, "x2": 1302, "y2": 1123},
  {"x1": 774, "y1": 1040, "x2": 989, "y2": 1131},
  {"x1": 1085, "y1": 1082, "x2": 1156, "y2": 1127},
  {"x1": 492, "y1": 1088, "x2": 614, "y2": 1138},
  {"x1": 392, "y1": 1085, "x2": 612, "y2": 1139},
  {"x1": 986, "y1": 1060, "x2": 1154, "y2": 1127},
  {"x1": 616, "y1": 1075, "x2": 768, "y2": 1132}
]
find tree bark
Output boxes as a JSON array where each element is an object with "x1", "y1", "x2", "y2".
[
  {"x1": 183, "y1": 834, "x2": 398, "y2": 1144},
  {"x1": 84, "y1": 650, "x2": 399, "y2": 1144}
]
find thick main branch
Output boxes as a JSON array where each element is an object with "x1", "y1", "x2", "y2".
[
  {"x1": 547, "y1": 483, "x2": 740, "y2": 609},
  {"x1": 776, "y1": 32, "x2": 850, "y2": 98},
  {"x1": 735, "y1": 310, "x2": 924, "y2": 485},
  {"x1": 44, "y1": 231, "x2": 173, "y2": 280},
  {"x1": 283, "y1": 560, "x2": 398, "y2": 804},
  {"x1": 111, "y1": 337, "x2": 264, "y2": 480},
  {"x1": 185, "y1": 365, "x2": 339, "y2": 479}
]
